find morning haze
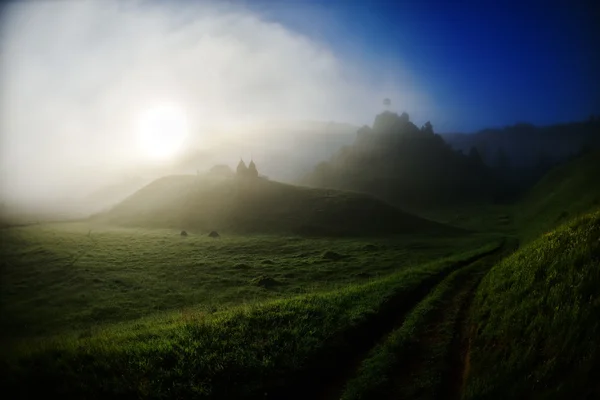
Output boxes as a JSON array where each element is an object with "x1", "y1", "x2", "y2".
[
  {"x1": 0, "y1": 0, "x2": 426, "y2": 217},
  {"x1": 1, "y1": 0, "x2": 599, "y2": 399}
]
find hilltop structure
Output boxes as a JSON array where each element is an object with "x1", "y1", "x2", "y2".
[
  {"x1": 236, "y1": 159, "x2": 259, "y2": 179},
  {"x1": 247, "y1": 160, "x2": 258, "y2": 178},
  {"x1": 236, "y1": 159, "x2": 248, "y2": 175}
]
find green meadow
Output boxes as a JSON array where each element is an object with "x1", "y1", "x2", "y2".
[
  {"x1": 0, "y1": 222, "x2": 494, "y2": 340},
  {"x1": 1, "y1": 151, "x2": 599, "y2": 399}
]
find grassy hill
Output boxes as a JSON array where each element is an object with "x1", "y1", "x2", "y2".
[
  {"x1": 516, "y1": 150, "x2": 600, "y2": 241},
  {"x1": 0, "y1": 222, "x2": 495, "y2": 340},
  {"x1": 461, "y1": 154, "x2": 600, "y2": 399},
  {"x1": 466, "y1": 210, "x2": 600, "y2": 399},
  {"x1": 414, "y1": 150, "x2": 600, "y2": 238},
  {"x1": 302, "y1": 111, "x2": 501, "y2": 209},
  {"x1": 3, "y1": 148, "x2": 599, "y2": 399},
  {"x1": 1, "y1": 241, "x2": 503, "y2": 399},
  {"x1": 97, "y1": 175, "x2": 456, "y2": 236}
]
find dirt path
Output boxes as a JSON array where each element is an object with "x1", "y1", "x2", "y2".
[
  {"x1": 381, "y1": 247, "x2": 508, "y2": 400},
  {"x1": 387, "y1": 264, "x2": 486, "y2": 400},
  {"x1": 279, "y1": 268, "x2": 455, "y2": 400},
  {"x1": 441, "y1": 273, "x2": 483, "y2": 400},
  {"x1": 329, "y1": 245, "x2": 507, "y2": 400},
  {"x1": 268, "y1": 244, "x2": 504, "y2": 400}
]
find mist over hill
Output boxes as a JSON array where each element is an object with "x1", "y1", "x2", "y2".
[
  {"x1": 172, "y1": 120, "x2": 358, "y2": 182},
  {"x1": 5, "y1": 113, "x2": 598, "y2": 223},
  {"x1": 441, "y1": 118, "x2": 600, "y2": 188},
  {"x1": 302, "y1": 111, "x2": 500, "y2": 209},
  {"x1": 2, "y1": 0, "x2": 599, "y2": 398},
  {"x1": 98, "y1": 171, "x2": 456, "y2": 236}
]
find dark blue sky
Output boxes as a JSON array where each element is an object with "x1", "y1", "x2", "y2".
[{"x1": 244, "y1": 0, "x2": 599, "y2": 132}]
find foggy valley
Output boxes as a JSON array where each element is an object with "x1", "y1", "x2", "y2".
[{"x1": 1, "y1": 1, "x2": 599, "y2": 399}]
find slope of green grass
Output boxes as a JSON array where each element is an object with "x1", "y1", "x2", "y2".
[
  {"x1": 516, "y1": 151, "x2": 600, "y2": 241},
  {"x1": 409, "y1": 152, "x2": 600, "y2": 239},
  {"x1": 98, "y1": 175, "x2": 458, "y2": 236},
  {"x1": 412, "y1": 203, "x2": 516, "y2": 235},
  {"x1": 466, "y1": 210, "x2": 600, "y2": 399},
  {"x1": 339, "y1": 242, "x2": 512, "y2": 400},
  {"x1": 0, "y1": 242, "x2": 501, "y2": 399},
  {"x1": 0, "y1": 222, "x2": 494, "y2": 340}
]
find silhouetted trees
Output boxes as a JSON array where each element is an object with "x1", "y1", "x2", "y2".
[
  {"x1": 247, "y1": 160, "x2": 259, "y2": 178},
  {"x1": 441, "y1": 118, "x2": 600, "y2": 178},
  {"x1": 236, "y1": 159, "x2": 260, "y2": 179},
  {"x1": 468, "y1": 146, "x2": 484, "y2": 165},
  {"x1": 421, "y1": 121, "x2": 434, "y2": 136},
  {"x1": 303, "y1": 111, "x2": 500, "y2": 208},
  {"x1": 493, "y1": 148, "x2": 510, "y2": 171},
  {"x1": 237, "y1": 159, "x2": 247, "y2": 175}
]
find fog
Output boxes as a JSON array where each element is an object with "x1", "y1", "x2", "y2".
[{"x1": 0, "y1": 0, "x2": 430, "y2": 216}]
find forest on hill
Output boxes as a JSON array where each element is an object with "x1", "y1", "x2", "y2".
[
  {"x1": 302, "y1": 111, "x2": 501, "y2": 209},
  {"x1": 302, "y1": 112, "x2": 600, "y2": 209},
  {"x1": 441, "y1": 118, "x2": 600, "y2": 188}
]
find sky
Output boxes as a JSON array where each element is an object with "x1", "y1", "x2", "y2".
[
  {"x1": 247, "y1": 0, "x2": 600, "y2": 132},
  {"x1": 0, "y1": 0, "x2": 598, "y2": 208}
]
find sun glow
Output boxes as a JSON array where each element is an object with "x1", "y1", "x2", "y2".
[{"x1": 135, "y1": 103, "x2": 189, "y2": 160}]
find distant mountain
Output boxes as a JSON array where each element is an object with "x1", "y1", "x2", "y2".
[
  {"x1": 97, "y1": 173, "x2": 458, "y2": 236},
  {"x1": 440, "y1": 118, "x2": 600, "y2": 186},
  {"x1": 302, "y1": 111, "x2": 500, "y2": 209}
]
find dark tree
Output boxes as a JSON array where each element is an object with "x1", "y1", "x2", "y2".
[
  {"x1": 493, "y1": 148, "x2": 510, "y2": 171},
  {"x1": 236, "y1": 159, "x2": 248, "y2": 176},
  {"x1": 303, "y1": 110, "x2": 500, "y2": 208},
  {"x1": 421, "y1": 121, "x2": 434, "y2": 135},
  {"x1": 468, "y1": 146, "x2": 483, "y2": 164},
  {"x1": 399, "y1": 112, "x2": 410, "y2": 125},
  {"x1": 247, "y1": 160, "x2": 259, "y2": 178}
]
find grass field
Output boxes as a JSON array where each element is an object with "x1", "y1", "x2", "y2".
[
  {"x1": 339, "y1": 240, "x2": 514, "y2": 400},
  {"x1": 465, "y1": 210, "x2": 600, "y2": 399},
  {"x1": 0, "y1": 221, "x2": 494, "y2": 340},
  {"x1": 1, "y1": 239, "x2": 502, "y2": 399},
  {"x1": 515, "y1": 151, "x2": 600, "y2": 242},
  {"x1": 2, "y1": 152, "x2": 600, "y2": 399},
  {"x1": 415, "y1": 151, "x2": 600, "y2": 242}
]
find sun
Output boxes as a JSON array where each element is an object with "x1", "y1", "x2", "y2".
[{"x1": 135, "y1": 103, "x2": 189, "y2": 160}]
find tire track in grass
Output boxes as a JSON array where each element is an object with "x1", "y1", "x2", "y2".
[
  {"x1": 445, "y1": 240, "x2": 517, "y2": 400},
  {"x1": 441, "y1": 274, "x2": 480, "y2": 400},
  {"x1": 337, "y1": 244, "x2": 511, "y2": 400},
  {"x1": 273, "y1": 242, "x2": 505, "y2": 400},
  {"x1": 387, "y1": 263, "x2": 485, "y2": 400}
]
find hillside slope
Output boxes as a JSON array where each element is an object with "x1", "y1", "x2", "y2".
[
  {"x1": 442, "y1": 119, "x2": 600, "y2": 169},
  {"x1": 516, "y1": 150, "x2": 600, "y2": 241},
  {"x1": 98, "y1": 175, "x2": 456, "y2": 236},
  {"x1": 302, "y1": 111, "x2": 501, "y2": 209},
  {"x1": 466, "y1": 210, "x2": 600, "y2": 399}
]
